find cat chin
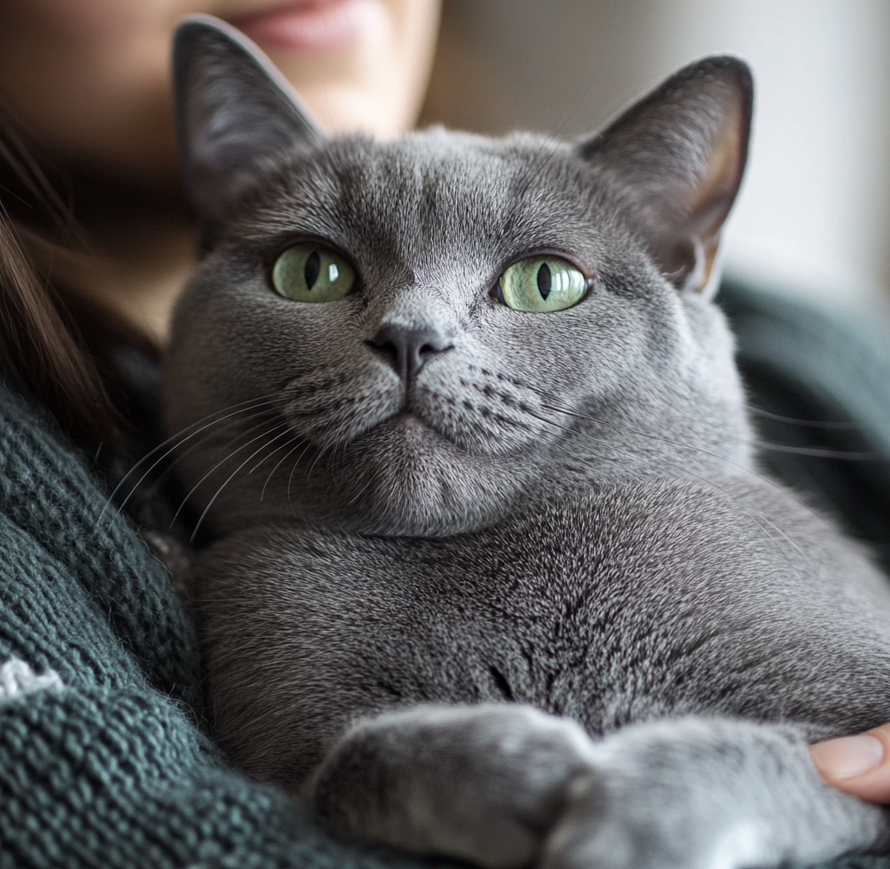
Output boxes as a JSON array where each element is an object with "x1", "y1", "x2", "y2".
[{"x1": 299, "y1": 417, "x2": 532, "y2": 536}]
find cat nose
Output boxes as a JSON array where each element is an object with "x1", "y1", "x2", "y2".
[{"x1": 369, "y1": 323, "x2": 453, "y2": 381}]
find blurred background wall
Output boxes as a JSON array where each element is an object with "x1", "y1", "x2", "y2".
[{"x1": 422, "y1": 0, "x2": 890, "y2": 312}]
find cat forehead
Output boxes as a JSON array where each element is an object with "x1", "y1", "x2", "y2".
[
  {"x1": 227, "y1": 128, "x2": 624, "y2": 258},
  {"x1": 292, "y1": 127, "x2": 583, "y2": 194}
]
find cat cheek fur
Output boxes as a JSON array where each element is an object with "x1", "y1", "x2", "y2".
[{"x1": 163, "y1": 17, "x2": 890, "y2": 869}]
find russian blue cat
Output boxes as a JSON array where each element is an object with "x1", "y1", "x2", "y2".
[{"x1": 163, "y1": 16, "x2": 890, "y2": 869}]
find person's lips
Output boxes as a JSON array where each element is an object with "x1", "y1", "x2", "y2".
[{"x1": 227, "y1": 0, "x2": 381, "y2": 53}]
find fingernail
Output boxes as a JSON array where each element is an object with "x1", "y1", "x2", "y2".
[{"x1": 811, "y1": 734, "x2": 885, "y2": 780}]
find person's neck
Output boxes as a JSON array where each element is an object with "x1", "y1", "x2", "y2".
[
  {"x1": 65, "y1": 205, "x2": 196, "y2": 346},
  {"x1": 49, "y1": 172, "x2": 198, "y2": 345},
  {"x1": 8, "y1": 159, "x2": 198, "y2": 347}
]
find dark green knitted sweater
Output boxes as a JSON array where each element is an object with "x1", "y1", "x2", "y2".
[{"x1": 0, "y1": 383, "x2": 439, "y2": 869}]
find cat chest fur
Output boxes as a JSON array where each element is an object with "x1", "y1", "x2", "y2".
[{"x1": 194, "y1": 476, "x2": 890, "y2": 788}]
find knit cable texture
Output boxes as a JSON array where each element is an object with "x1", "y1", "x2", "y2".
[
  {"x1": 0, "y1": 385, "x2": 441, "y2": 869},
  {"x1": 0, "y1": 658, "x2": 63, "y2": 700}
]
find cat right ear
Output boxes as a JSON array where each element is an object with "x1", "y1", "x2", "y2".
[
  {"x1": 578, "y1": 56, "x2": 753, "y2": 296},
  {"x1": 173, "y1": 14, "x2": 324, "y2": 222}
]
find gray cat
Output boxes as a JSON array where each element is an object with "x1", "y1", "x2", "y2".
[{"x1": 163, "y1": 16, "x2": 890, "y2": 869}]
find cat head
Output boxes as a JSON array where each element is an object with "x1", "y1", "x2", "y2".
[{"x1": 163, "y1": 16, "x2": 754, "y2": 538}]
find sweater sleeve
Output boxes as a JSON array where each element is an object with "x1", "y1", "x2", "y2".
[
  {"x1": 0, "y1": 676, "x2": 432, "y2": 869},
  {"x1": 0, "y1": 387, "x2": 443, "y2": 869}
]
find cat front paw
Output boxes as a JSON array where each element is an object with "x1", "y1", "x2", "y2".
[
  {"x1": 312, "y1": 712, "x2": 851, "y2": 869},
  {"x1": 308, "y1": 703, "x2": 599, "y2": 869},
  {"x1": 542, "y1": 771, "x2": 770, "y2": 869}
]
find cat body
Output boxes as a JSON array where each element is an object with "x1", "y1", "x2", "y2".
[
  {"x1": 198, "y1": 479, "x2": 890, "y2": 783},
  {"x1": 164, "y1": 17, "x2": 890, "y2": 869}
]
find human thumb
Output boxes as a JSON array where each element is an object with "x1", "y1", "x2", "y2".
[{"x1": 810, "y1": 725, "x2": 890, "y2": 803}]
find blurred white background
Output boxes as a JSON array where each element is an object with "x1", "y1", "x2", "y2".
[{"x1": 423, "y1": 0, "x2": 890, "y2": 312}]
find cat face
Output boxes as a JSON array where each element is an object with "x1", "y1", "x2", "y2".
[{"x1": 163, "y1": 18, "x2": 754, "y2": 537}]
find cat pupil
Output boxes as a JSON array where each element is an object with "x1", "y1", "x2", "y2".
[
  {"x1": 537, "y1": 263, "x2": 551, "y2": 300},
  {"x1": 304, "y1": 250, "x2": 321, "y2": 290}
]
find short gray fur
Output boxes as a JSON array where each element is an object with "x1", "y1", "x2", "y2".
[{"x1": 164, "y1": 16, "x2": 890, "y2": 869}]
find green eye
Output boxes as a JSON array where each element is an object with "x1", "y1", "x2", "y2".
[
  {"x1": 271, "y1": 243, "x2": 355, "y2": 302},
  {"x1": 497, "y1": 256, "x2": 588, "y2": 312}
]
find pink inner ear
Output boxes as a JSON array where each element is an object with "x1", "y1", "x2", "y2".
[
  {"x1": 680, "y1": 102, "x2": 747, "y2": 291},
  {"x1": 687, "y1": 101, "x2": 747, "y2": 241}
]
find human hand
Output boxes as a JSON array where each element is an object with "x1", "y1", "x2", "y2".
[{"x1": 811, "y1": 726, "x2": 890, "y2": 802}]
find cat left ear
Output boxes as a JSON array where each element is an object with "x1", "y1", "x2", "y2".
[
  {"x1": 173, "y1": 15, "x2": 324, "y2": 222},
  {"x1": 579, "y1": 56, "x2": 753, "y2": 295}
]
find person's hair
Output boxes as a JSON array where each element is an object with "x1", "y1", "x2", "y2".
[{"x1": 0, "y1": 112, "x2": 119, "y2": 451}]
